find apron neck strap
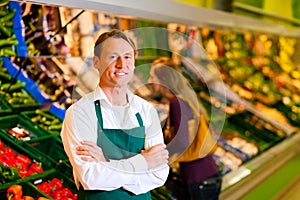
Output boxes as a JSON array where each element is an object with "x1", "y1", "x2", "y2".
[
  {"x1": 94, "y1": 100, "x2": 144, "y2": 128},
  {"x1": 135, "y1": 113, "x2": 143, "y2": 127},
  {"x1": 94, "y1": 100, "x2": 103, "y2": 128}
]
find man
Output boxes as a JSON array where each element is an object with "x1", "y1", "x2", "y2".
[{"x1": 61, "y1": 30, "x2": 169, "y2": 199}]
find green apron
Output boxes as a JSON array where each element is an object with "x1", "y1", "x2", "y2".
[{"x1": 78, "y1": 100, "x2": 151, "y2": 200}]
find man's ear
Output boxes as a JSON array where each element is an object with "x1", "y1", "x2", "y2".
[{"x1": 93, "y1": 56, "x2": 100, "y2": 70}]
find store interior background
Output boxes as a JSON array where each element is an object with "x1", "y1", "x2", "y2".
[{"x1": 1, "y1": 0, "x2": 300, "y2": 199}]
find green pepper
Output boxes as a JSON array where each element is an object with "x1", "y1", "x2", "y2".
[
  {"x1": 3, "y1": 20, "x2": 13, "y2": 27},
  {"x1": 0, "y1": 71, "x2": 11, "y2": 81},
  {"x1": 0, "y1": 57, "x2": 3, "y2": 67},
  {"x1": 0, "y1": 10, "x2": 8, "y2": 16},
  {"x1": 0, "y1": 38, "x2": 18, "y2": 47},
  {"x1": 0, "y1": 39, "x2": 18, "y2": 48},
  {"x1": 2, "y1": 82, "x2": 26, "y2": 92},
  {"x1": 0, "y1": 23, "x2": 12, "y2": 37},
  {"x1": 35, "y1": 109, "x2": 57, "y2": 120},
  {"x1": 0, "y1": 9, "x2": 16, "y2": 22},
  {"x1": 2, "y1": 165, "x2": 20, "y2": 181},
  {"x1": 31, "y1": 115, "x2": 41, "y2": 122},
  {"x1": 0, "y1": 0, "x2": 9, "y2": 6},
  {"x1": 0, "y1": 47, "x2": 16, "y2": 56},
  {"x1": 48, "y1": 124, "x2": 62, "y2": 131}
]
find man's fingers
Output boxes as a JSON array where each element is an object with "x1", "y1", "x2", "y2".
[
  {"x1": 149, "y1": 143, "x2": 166, "y2": 152},
  {"x1": 80, "y1": 141, "x2": 97, "y2": 147},
  {"x1": 80, "y1": 156, "x2": 97, "y2": 162}
]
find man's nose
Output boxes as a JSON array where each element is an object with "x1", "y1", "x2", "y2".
[{"x1": 116, "y1": 57, "x2": 123, "y2": 68}]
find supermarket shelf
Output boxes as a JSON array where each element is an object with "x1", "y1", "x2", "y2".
[
  {"x1": 220, "y1": 131, "x2": 300, "y2": 200},
  {"x1": 7, "y1": 1, "x2": 300, "y2": 198},
  {"x1": 14, "y1": 0, "x2": 300, "y2": 37},
  {"x1": 233, "y1": 2, "x2": 300, "y2": 26}
]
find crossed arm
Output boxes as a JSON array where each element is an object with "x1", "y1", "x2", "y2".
[{"x1": 76, "y1": 141, "x2": 169, "y2": 170}]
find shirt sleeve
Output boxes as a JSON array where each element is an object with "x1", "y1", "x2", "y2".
[
  {"x1": 61, "y1": 102, "x2": 169, "y2": 194},
  {"x1": 61, "y1": 105, "x2": 136, "y2": 191}
]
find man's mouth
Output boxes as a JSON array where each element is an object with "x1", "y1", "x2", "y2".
[{"x1": 115, "y1": 72, "x2": 126, "y2": 75}]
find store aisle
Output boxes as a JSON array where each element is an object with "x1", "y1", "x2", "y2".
[
  {"x1": 240, "y1": 153, "x2": 300, "y2": 200},
  {"x1": 272, "y1": 173, "x2": 300, "y2": 200}
]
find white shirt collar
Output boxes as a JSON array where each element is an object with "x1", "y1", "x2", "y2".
[{"x1": 92, "y1": 85, "x2": 135, "y2": 105}]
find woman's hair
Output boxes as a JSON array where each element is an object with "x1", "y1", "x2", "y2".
[
  {"x1": 151, "y1": 58, "x2": 201, "y2": 117},
  {"x1": 94, "y1": 29, "x2": 136, "y2": 57}
]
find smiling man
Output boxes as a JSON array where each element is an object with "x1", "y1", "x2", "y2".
[{"x1": 60, "y1": 30, "x2": 169, "y2": 200}]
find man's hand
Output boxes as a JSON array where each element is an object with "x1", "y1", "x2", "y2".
[
  {"x1": 141, "y1": 143, "x2": 169, "y2": 169},
  {"x1": 76, "y1": 141, "x2": 107, "y2": 162}
]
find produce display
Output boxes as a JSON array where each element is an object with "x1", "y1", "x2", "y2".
[
  {"x1": 0, "y1": 0, "x2": 300, "y2": 197},
  {"x1": 213, "y1": 146, "x2": 243, "y2": 170},
  {"x1": 10, "y1": 57, "x2": 76, "y2": 106},
  {"x1": 0, "y1": 163, "x2": 20, "y2": 184},
  {"x1": 0, "y1": 59, "x2": 41, "y2": 112},
  {"x1": 35, "y1": 177, "x2": 77, "y2": 200},
  {"x1": 21, "y1": 110, "x2": 62, "y2": 136},
  {"x1": 203, "y1": 29, "x2": 299, "y2": 128},
  {"x1": 213, "y1": 125, "x2": 260, "y2": 173},
  {"x1": 223, "y1": 135, "x2": 259, "y2": 158},
  {"x1": 21, "y1": 3, "x2": 64, "y2": 56},
  {"x1": 0, "y1": 113, "x2": 50, "y2": 141},
  {"x1": 3, "y1": 86, "x2": 37, "y2": 106},
  {"x1": 0, "y1": 139, "x2": 44, "y2": 179},
  {"x1": 168, "y1": 29, "x2": 292, "y2": 174},
  {"x1": 0, "y1": 59, "x2": 13, "y2": 116},
  {"x1": 5, "y1": 184, "x2": 50, "y2": 200},
  {"x1": 0, "y1": 0, "x2": 18, "y2": 57},
  {"x1": 151, "y1": 186, "x2": 173, "y2": 200},
  {"x1": 7, "y1": 125, "x2": 37, "y2": 141}
]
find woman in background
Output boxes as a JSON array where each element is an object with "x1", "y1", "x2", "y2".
[{"x1": 148, "y1": 57, "x2": 222, "y2": 200}]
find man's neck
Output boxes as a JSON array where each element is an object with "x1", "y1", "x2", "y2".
[{"x1": 101, "y1": 85, "x2": 128, "y2": 106}]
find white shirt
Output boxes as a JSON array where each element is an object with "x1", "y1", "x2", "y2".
[{"x1": 60, "y1": 86, "x2": 169, "y2": 194}]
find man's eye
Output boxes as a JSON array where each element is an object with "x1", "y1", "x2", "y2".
[{"x1": 111, "y1": 55, "x2": 117, "y2": 59}]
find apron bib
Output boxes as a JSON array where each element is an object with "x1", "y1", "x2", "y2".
[{"x1": 78, "y1": 100, "x2": 150, "y2": 200}]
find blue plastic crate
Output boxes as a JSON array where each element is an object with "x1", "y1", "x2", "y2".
[
  {"x1": 10, "y1": 1, "x2": 28, "y2": 57},
  {"x1": 2, "y1": 57, "x2": 51, "y2": 104},
  {"x1": 49, "y1": 102, "x2": 66, "y2": 120}
]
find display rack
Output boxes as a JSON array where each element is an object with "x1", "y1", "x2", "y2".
[
  {"x1": 11, "y1": 0, "x2": 300, "y2": 199},
  {"x1": 15, "y1": 0, "x2": 300, "y2": 37}
]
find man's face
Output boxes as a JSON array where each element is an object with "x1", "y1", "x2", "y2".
[{"x1": 95, "y1": 37, "x2": 135, "y2": 88}]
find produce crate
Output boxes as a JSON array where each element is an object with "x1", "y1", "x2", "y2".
[
  {"x1": 2, "y1": 87, "x2": 41, "y2": 113},
  {"x1": 0, "y1": 2, "x2": 19, "y2": 57},
  {"x1": 24, "y1": 134, "x2": 69, "y2": 165},
  {"x1": 0, "y1": 132, "x2": 55, "y2": 190},
  {"x1": 0, "y1": 100, "x2": 12, "y2": 116},
  {"x1": 219, "y1": 128, "x2": 260, "y2": 161},
  {"x1": 0, "y1": 180, "x2": 51, "y2": 199},
  {"x1": 56, "y1": 159, "x2": 74, "y2": 180},
  {"x1": 274, "y1": 101, "x2": 300, "y2": 127},
  {"x1": 10, "y1": 1, "x2": 28, "y2": 57},
  {"x1": 0, "y1": 114, "x2": 68, "y2": 169},
  {"x1": 21, "y1": 109, "x2": 63, "y2": 136},
  {"x1": 49, "y1": 102, "x2": 66, "y2": 120},
  {"x1": 2, "y1": 57, "x2": 51, "y2": 104},
  {"x1": 227, "y1": 111, "x2": 286, "y2": 151},
  {"x1": 0, "y1": 114, "x2": 50, "y2": 141},
  {"x1": 29, "y1": 169, "x2": 78, "y2": 200},
  {"x1": 151, "y1": 186, "x2": 174, "y2": 200}
]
